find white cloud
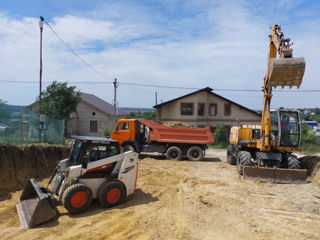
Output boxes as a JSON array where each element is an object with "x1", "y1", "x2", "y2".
[{"x1": 0, "y1": 1, "x2": 319, "y2": 110}]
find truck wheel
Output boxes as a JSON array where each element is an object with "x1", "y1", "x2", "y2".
[
  {"x1": 98, "y1": 180, "x2": 126, "y2": 208},
  {"x1": 123, "y1": 144, "x2": 135, "y2": 152},
  {"x1": 186, "y1": 146, "x2": 203, "y2": 161},
  {"x1": 62, "y1": 183, "x2": 93, "y2": 214},
  {"x1": 237, "y1": 151, "x2": 253, "y2": 175},
  {"x1": 227, "y1": 145, "x2": 237, "y2": 165},
  {"x1": 288, "y1": 154, "x2": 300, "y2": 169},
  {"x1": 165, "y1": 146, "x2": 182, "y2": 160}
]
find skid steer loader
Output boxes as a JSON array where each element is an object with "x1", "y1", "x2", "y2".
[
  {"x1": 227, "y1": 24, "x2": 307, "y2": 183},
  {"x1": 16, "y1": 136, "x2": 139, "y2": 230}
]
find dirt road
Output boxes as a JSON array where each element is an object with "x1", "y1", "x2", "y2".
[{"x1": 1, "y1": 149, "x2": 320, "y2": 240}]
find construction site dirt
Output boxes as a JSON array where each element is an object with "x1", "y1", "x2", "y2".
[{"x1": 1, "y1": 148, "x2": 320, "y2": 240}]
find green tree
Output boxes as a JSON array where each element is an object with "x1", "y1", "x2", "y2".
[
  {"x1": 0, "y1": 99, "x2": 9, "y2": 122},
  {"x1": 128, "y1": 111, "x2": 156, "y2": 120},
  {"x1": 38, "y1": 81, "x2": 81, "y2": 120},
  {"x1": 210, "y1": 123, "x2": 229, "y2": 149}
]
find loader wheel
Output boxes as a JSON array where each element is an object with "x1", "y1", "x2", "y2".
[
  {"x1": 123, "y1": 144, "x2": 135, "y2": 153},
  {"x1": 98, "y1": 180, "x2": 126, "y2": 208},
  {"x1": 227, "y1": 145, "x2": 237, "y2": 165},
  {"x1": 186, "y1": 146, "x2": 203, "y2": 161},
  {"x1": 288, "y1": 154, "x2": 300, "y2": 169},
  {"x1": 237, "y1": 151, "x2": 253, "y2": 175},
  {"x1": 62, "y1": 183, "x2": 93, "y2": 214},
  {"x1": 165, "y1": 146, "x2": 182, "y2": 160}
]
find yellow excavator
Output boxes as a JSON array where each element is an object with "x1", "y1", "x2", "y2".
[{"x1": 227, "y1": 24, "x2": 307, "y2": 183}]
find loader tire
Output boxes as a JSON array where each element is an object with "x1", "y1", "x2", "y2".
[
  {"x1": 288, "y1": 154, "x2": 300, "y2": 169},
  {"x1": 165, "y1": 146, "x2": 182, "y2": 160},
  {"x1": 62, "y1": 183, "x2": 93, "y2": 214},
  {"x1": 98, "y1": 180, "x2": 126, "y2": 208},
  {"x1": 237, "y1": 151, "x2": 253, "y2": 175},
  {"x1": 123, "y1": 144, "x2": 136, "y2": 153},
  {"x1": 227, "y1": 145, "x2": 237, "y2": 165},
  {"x1": 186, "y1": 146, "x2": 203, "y2": 161}
]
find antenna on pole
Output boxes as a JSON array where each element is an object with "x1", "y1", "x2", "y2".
[{"x1": 113, "y1": 78, "x2": 119, "y2": 126}]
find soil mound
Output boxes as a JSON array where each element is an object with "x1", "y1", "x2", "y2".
[
  {"x1": 0, "y1": 144, "x2": 70, "y2": 197},
  {"x1": 163, "y1": 121, "x2": 192, "y2": 128},
  {"x1": 299, "y1": 155, "x2": 320, "y2": 181}
]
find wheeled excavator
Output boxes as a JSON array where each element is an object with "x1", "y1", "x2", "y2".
[{"x1": 227, "y1": 24, "x2": 307, "y2": 183}]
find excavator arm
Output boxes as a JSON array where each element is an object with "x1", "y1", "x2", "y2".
[{"x1": 259, "y1": 24, "x2": 306, "y2": 152}]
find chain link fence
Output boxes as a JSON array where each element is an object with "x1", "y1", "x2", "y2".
[{"x1": 0, "y1": 107, "x2": 65, "y2": 144}]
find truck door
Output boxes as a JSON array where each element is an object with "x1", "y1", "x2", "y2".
[{"x1": 113, "y1": 121, "x2": 132, "y2": 145}]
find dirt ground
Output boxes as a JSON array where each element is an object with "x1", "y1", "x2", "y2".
[{"x1": 0, "y1": 149, "x2": 320, "y2": 240}]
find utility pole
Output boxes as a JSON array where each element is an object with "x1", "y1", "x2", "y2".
[
  {"x1": 39, "y1": 16, "x2": 44, "y2": 142},
  {"x1": 155, "y1": 92, "x2": 158, "y2": 105},
  {"x1": 113, "y1": 78, "x2": 118, "y2": 126}
]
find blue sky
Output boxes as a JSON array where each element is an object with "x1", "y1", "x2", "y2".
[{"x1": 0, "y1": 0, "x2": 319, "y2": 109}]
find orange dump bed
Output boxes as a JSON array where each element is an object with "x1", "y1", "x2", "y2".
[{"x1": 137, "y1": 119, "x2": 214, "y2": 144}]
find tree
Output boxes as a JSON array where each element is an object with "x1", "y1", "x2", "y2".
[
  {"x1": 38, "y1": 81, "x2": 81, "y2": 120},
  {"x1": 0, "y1": 99, "x2": 9, "y2": 122}
]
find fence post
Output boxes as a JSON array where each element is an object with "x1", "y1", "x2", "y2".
[{"x1": 21, "y1": 107, "x2": 24, "y2": 144}]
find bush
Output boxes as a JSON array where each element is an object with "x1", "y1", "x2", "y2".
[
  {"x1": 104, "y1": 127, "x2": 112, "y2": 137},
  {"x1": 209, "y1": 123, "x2": 229, "y2": 149},
  {"x1": 300, "y1": 123, "x2": 320, "y2": 153}
]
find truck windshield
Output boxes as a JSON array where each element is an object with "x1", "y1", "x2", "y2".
[{"x1": 69, "y1": 140, "x2": 82, "y2": 165}]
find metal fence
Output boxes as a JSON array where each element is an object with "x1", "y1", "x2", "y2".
[{"x1": 0, "y1": 107, "x2": 65, "y2": 144}]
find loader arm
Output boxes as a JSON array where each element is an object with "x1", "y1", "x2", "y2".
[{"x1": 258, "y1": 24, "x2": 305, "y2": 152}]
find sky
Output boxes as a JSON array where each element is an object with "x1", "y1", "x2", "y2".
[{"x1": 0, "y1": 0, "x2": 319, "y2": 110}]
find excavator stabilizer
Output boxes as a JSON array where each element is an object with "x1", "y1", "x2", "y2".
[
  {"x1": 16, "y1": 178, "x2": 57, "y2": 230},
  {"x1": 243, "y1": 166, "x2": 307, "y2": 183},
  {"x1": 268, "y1": 57, "x2": 305, "y2": 88}
]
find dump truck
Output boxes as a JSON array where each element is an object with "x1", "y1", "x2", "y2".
[
  {"x1": 111, "y1": 119, "x2": 214, "y2": 161},
  {"x1": 17, "y1": 136, "x2": 139, "y2": 229},
  {"x1": 227, "y1": 24, "x2": 307, "y2": 183}
]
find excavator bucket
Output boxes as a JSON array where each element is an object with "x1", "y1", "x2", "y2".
[
  {"x1": 267, "y1": 57, "x2": 305, "y2": 89},
  {"x1": 16, "y1": 178, "x2": 57, "y2": 230},
  {"x1": 243, "y1": 166, "x2": 307, "y2": 183}
]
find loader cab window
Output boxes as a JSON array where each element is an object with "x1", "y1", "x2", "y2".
[
  {"x1": 69, "y1": 140, "x2": 82, "y2": 165},
  {"x1": 84, "y1": 143, "x2": 120, "y2": 162}
]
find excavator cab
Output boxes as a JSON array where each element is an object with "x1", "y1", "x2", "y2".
[{"x1": 270, "y1": 110, "x2": 301, "y2": 148}]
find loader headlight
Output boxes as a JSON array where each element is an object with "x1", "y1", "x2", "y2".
[{"x1": 63, "y1": 168, "x2": 70, "y2": 177}]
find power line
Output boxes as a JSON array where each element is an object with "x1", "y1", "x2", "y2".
[{"x1": 44, "y1": 20, "x2": 114, "y2": 81}]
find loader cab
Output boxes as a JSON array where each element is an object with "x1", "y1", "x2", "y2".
[
  {"x1": 270, "y1": 110, "x2": 301, "y2": 147},
  {"x1": 68, "y1": 136, "x2": 120, "y2": 166}
]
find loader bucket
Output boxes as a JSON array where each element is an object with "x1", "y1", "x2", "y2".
[
  {"x1": 16, "y1": 178, "x2": 57, "y2": 230},
  {"x1": 267, "y1": 57, "x2": 305, "y2": 89},
  {"x1": 243, "y1": 166, "x2": 307, "y2": 184}
]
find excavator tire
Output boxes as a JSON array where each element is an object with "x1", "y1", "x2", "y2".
[
  {"x1": 237, "y1": 151, "x2": 253, "y2": 175},
  {"x1": 62, "y1": 183, "x2": 93, "y2": 214},
  {"x1": 227, "y1": 145, "x2": 237, "y2": 165},
  {"x1": 288, "y1": 154, "x2": 300, "y2": 169}
]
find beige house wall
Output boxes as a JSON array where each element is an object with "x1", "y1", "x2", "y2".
[
  {"x1": 67, "y1": 101, "x2": 125, "y2": 137},
  {"x1": 157, "y1": 91, "x2": 260, "y2": 128}
]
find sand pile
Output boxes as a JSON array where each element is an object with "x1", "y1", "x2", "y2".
[{"x1": 163, "y1": 121, "x2": 192, "y2": 128}]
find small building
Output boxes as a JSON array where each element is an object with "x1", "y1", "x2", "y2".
[
  {"x1": 67, "y1": 93, "x2": 128, "y2": 137},
  {"x1": 153, "y1": 87, "x2": 261, "y2": 131}
]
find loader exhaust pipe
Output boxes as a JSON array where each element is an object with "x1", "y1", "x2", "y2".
[{"x1": 16, "y1": 179, "x2": 57, "y2": 229}]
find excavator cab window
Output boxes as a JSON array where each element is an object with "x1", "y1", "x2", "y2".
[{"x1": 279, "y1": 111, "x2": 300, "y2": 147}]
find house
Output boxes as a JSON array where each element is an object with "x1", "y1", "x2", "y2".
[
  {"x1": 153, "y1": 87, "x2": 261, "y2": 131},
  {"x1": 67, "y1": 93, "x2": 128, "y2": 137}
]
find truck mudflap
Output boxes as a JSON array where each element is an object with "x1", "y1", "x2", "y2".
[
  {"x1": 16, "y1": 178, "x2": 57, "y2": 230},
  {"x1": 243, "y1": 166, "x2": 307, "y2": 183}
]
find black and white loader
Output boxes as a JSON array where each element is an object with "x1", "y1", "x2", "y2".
[{"x1": 16, "y1": 136, "x2": 139, "y2": 229}]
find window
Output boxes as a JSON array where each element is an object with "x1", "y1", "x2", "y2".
[
  {"x1": 224, "y1": 103, "x2": 231, "y2": 116},
  {"x1": 90, "y1": 120, "x2": 98, "y2": 132},
  {"x1": 181, "y1": 103, "x2": 194, "y2": 115},
  {"x1": 209, "y1": 104, "x2": 217, "y2": 116},
  {"x1": 117, "y1": 122, "x2": 129, "y2": 130},
  {"x1": 198, "y1": 103, "x2": 205, "y2": 116}
]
